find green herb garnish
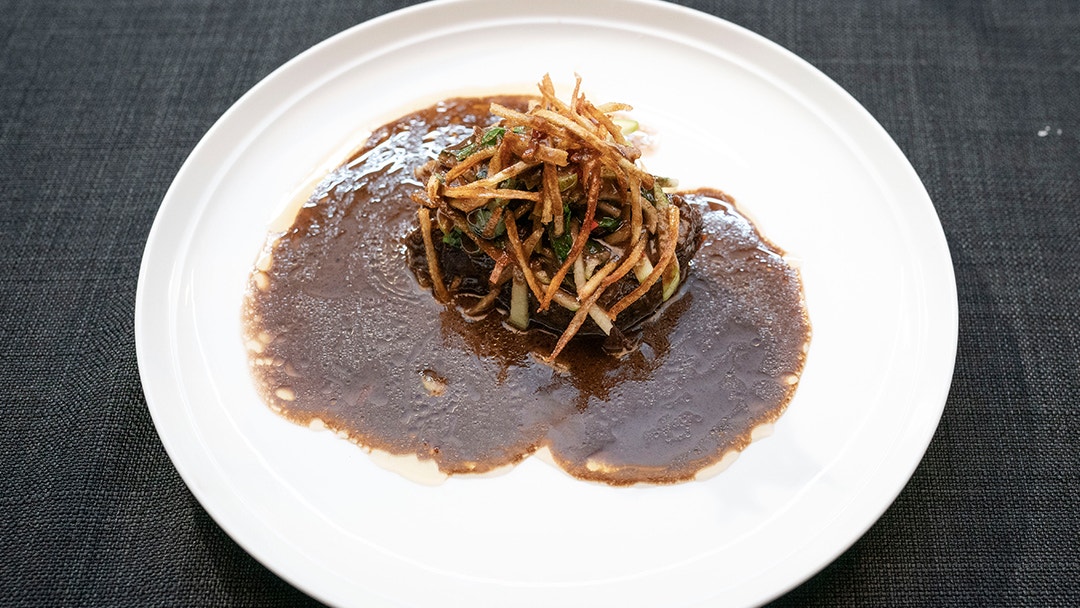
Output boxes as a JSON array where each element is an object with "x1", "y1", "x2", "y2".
[
  {"x1": 441, "y1": 228, "x2": 463, "y2": 248},
  {"x1": 596, "y1": 217, "x2": 621, "y2": 232},
  {"x1": 479, "y1": 126, "x2": 506, "y2": 147},
  {"x1": 551, "y1": 231, "x2": 573, "y2": 262}
]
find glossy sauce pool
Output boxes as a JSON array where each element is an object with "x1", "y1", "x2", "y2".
[{"x1": 242, "y1": 96, "x2": 811, "y2": 485}]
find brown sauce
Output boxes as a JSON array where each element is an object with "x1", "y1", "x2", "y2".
[{"x1": 242, "y1": 96, "x2": 811, "y2": 485}]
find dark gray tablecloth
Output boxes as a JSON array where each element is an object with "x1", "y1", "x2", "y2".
[{"x1": 2, "y1": 1, "x2": 1077, "y2": 606}]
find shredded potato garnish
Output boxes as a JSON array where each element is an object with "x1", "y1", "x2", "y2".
[{"x1": 413, "y1": 74, "x2": 681, "y2": 360}]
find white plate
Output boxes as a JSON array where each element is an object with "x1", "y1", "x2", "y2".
[{"x1": 135, "y1": 1, "x2": 957, "y2": 606}]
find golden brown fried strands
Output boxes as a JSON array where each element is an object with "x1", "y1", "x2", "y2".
[{"x1": 412, "y1": 74, "x2": 682, "y2": 360}]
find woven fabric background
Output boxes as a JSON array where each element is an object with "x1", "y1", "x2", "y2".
[{"x1": 1, "y1": 0, "x2": 1077, "y2": 606}]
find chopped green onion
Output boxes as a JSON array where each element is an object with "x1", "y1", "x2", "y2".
[
  {"x1": 573, "y1": 255, "x2": 587, "y2": 290},
  {"x1": 557, "y1": 172, "x2": 578, "y2": 192},
  {"x1": 596, "y1": 216, "x2": 621, "y2": 232},
  {"x1": 653, "y1": 183, "x2": 670, "y2": 210},
  {"x1": 499, "y1": 177, "x2": 524, "y2": 190},
  {"x1": 454, "y1": 142, "x2": 477, "y2": 161},
  {"x1": 662, "y1": 261, "x2": 680, "y2": 301},
  {"x1": 612, "y1": 117, "x2": 639, "y2": 135},
  {"x1": 588, "y1": 306, "x2": 614, "y2": 335},
  {"x1": 466, "y1": 206, "x2": 505, "y2": 239},
  {"x1": 441, "y1": 228, "x2": 463, "y2": 248},
  {"x1": 634, "y1": 256, "x2": 654, "y2": 283},
  {"x1": 479, "y1": 126, "x2": 506, "y2": 147},
  {"x1": 550, "y1": 290, "x2": 580, "y2": 311},
  {"x1": 551, "y1": 231, "x2": 573, "y2": 262},
  {"x1": 467, "y1": 208, "x2": 489, "y2": 234},
  {"x1": 508, "y1": 274, "x2": 530, "y2": 330}
]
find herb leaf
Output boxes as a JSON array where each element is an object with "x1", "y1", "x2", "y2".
[
  {"x1": 596, "y1": 216, "x2": 621, "y2": 232},
  {"x1": 441, "y1": 228, "x2": 463, "y2": 248},
  {"x1": 551, "y1": 231, "x2": 574, "y2": 262},
  {"x1": 479, "y1": 126, "x2": 506, "y2": 147},
  {"x1": 454, "y1": 143, "x2": 477, "y2": 161}
]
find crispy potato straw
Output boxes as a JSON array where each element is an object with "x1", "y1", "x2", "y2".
[{"x1": 412, "y1": 74, "x2": 682, "y2": 359}]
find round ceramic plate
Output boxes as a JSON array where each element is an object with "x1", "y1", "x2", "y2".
[{"x1": 135, "y1": 1, "x2": 957, "y2": 606}]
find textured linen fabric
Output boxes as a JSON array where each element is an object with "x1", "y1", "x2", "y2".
[{"x1": 1, "y1": 0, "x2": 1076, "y2": 606}]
